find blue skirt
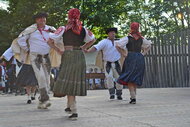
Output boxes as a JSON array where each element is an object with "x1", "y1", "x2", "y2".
[{"x1": 117, "y1": 52, "x2": 145, "y2": 86}]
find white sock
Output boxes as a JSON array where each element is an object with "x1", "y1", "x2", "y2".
[
  {"x1": 31, "y1": 93, "x2": 35, "y2": 98},
  {"x1": 129, "y1": 90, "x2": 136, "y2": 99},
  {"x1": 28, "y1": 95, "x2": 31, "y2": 100}
]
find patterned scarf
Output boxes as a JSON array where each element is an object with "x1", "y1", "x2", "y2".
[
  {"x1": 65, "y1": 8, "x2": 82, "y2": 35},
  {"x1": 129, "y1": 22, "x2": 143, "y2": 40}
]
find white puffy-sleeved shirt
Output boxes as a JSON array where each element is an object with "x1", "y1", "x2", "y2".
[
  {"x1": 94, "y1": 39, "x2": 121, "y2": 62},
  {"x1": 49, "y1": 26, "x2": 95, "y2": 44},
  {"x1": 2, "y1": 47, "x2": 14, "y2": 61},
  {"x1": 2, "y1": 47, "x2": 16, "y2": 64},
  {"x1": 115, "y1": 36, "x2": 152, "y2": 50},
  {"x1": 17, "y1": 25, "x2": 53, "y2": 55}
]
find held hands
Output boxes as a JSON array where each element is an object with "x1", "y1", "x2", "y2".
[
  {"x1": 57, "y1": 48, "x2": 64, "y2": 55},
  {"x1": 80, "y1": 46, "x2": 89, "y2": 53},
  {"x1": 83, "y1": 49, "x2": 89, "y2": 53},
  {"x1": 141, "y1": 53, "x2": 145, "y2": 56}
]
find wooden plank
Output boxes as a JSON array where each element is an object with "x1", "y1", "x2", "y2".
[
  {"x1": 162, "y1": 35, "x2": 167, "y2": 87},
  {"x1": 178, "y1": 31, "x2": 183, "y2": 87},
  {"x1": 179, "y1": 30, "x2": 185, "y2": 87},
  {"x1": 145, "y1": 42, "x2": 152, "y2": 88},
  {"x1": 165, "y1": 37, "x2": 170, "y2": 87},
  {"x1": 174, "y1": 32, "x2": 180, "y2": 87},
  {"x1": 185, "y1": 29, "x2": 189, "y2": 87},
  {"x1": 86, "y1": 73, "x2": 105, "y2": 79},
  {"x1": 170, "y1": 34, "x2": 176, "y2": 87},
  {"x1": 150, "y1": 46, "x2": 155, "y2": 88},
  {"x1": 157, "y1": 36, "x2": 162, "y2": 88},
  {"x1": 187, "y1": 29, "x2": 190, "y2": 87},
  {"x1": 182, "y1": 29, "x2": 188, "y2": 87},
  {"x1": 144, "y1": 56, "x2": 150, "y2": 88},
  {"x1": 150, "y1": 38, "x2": 158, "y2": 88}
]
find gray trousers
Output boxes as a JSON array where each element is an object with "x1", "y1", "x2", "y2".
[
  {"x1": 30, "y1": 53, "x2": 51, "y2": 102},
  {"x1": 104, "y1": 62, "x2": 123, "y2": 96}
]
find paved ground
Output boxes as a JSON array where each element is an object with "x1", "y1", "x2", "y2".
[{"x1": 0, "y1": 88, "x2": 190, "y2": 127}]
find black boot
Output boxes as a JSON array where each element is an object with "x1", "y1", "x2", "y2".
[
  {"x1": 109, "y1": 88, "x2": 115, "y2": 100},
  {"x1": 65, "y1": 108, "x2": 71, "y2": 113},
  {"x1": 69, "y1": 113, "x2": 78, "y2": 120},
  {"x1": 27, "y1": 100, "x2": 32, "y2": 104},
  {"x1": 110, "y1": 95, "x2": 115, "y2": 99},
  {"x1": 129, "y1": 98, "x2": 136, "y2": 104},
  {"x1": 31, "y1": 97, "x2": 35, "y2": 100},
  {"x1": 116, "y1": 90, "x2": 123, "y2": 100},
  {"x1": 117, "y1": 96, "x2": 123, "y2": 100}
]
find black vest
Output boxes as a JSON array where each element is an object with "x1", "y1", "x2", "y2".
[
  {"x1": 62, "y1": 27, "x2": 86, "y2": 47},
  {"x1": 126, "y1": 36, "x2": 143, "y2": 52}
]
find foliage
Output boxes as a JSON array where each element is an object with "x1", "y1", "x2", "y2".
[{"x1": 0, "y1": 0, "x2": 189, "y2": 54}]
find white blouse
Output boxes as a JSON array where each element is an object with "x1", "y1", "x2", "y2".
[
  {"x1": 115, "y1": 36, "x2": 152, "y2": 50},
  {"x1": 49, "y1": 26, "x2": 95, "y2": 43}
]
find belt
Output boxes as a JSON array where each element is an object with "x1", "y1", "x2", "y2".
[
  {"x1": 37, "y1": 54, "x2": 49, "y2": 58},
  {"x1": 106, "y1": 60, "x2": 121, "y2": 74},
  {"x1": 128, "y1": 51, "x2": 141, "y2": 53},
  {"x1": 34, "y1": 53, "x2": 51, "y2": 73},
  {"x1": 30, "y1": 52, "x2": 49, "y2": 57},
  {"x1": 64, "y1": 46, "x2": 81, "y2": 50}
]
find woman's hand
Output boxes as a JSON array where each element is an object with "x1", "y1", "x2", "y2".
[{"x1": 116, "y1": 46, "x2": 128, "y2": 57}]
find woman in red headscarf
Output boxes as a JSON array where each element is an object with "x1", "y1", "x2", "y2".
[
  {"x1": 48, "y1": 8, "x2": 95, "y2": 120},
  {"x1": 115, "y1": 22, "x2": 152, "y2": 104}
]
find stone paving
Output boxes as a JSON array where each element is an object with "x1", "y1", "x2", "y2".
[{"x1": 0, "y1": 88, "x2": 190, "y2": 127}]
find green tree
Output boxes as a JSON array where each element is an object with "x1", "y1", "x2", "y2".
[{"x1": 0, "y1": 0, "x2": 190, "y2": 54}]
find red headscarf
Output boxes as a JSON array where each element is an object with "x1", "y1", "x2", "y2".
[
  {"x1": 65, "y1": 8, "x2": 83, "y2": 35},
  {"x1": 129, "y1": 22, "x2": 143, "y2": 40}
]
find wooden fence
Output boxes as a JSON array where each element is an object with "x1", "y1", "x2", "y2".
[{"x1": 143, "y1": 28, "x2": 190, "y2": 88}]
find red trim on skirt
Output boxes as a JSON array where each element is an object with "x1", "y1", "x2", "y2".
[{"x1": 118, "y1": 80, "x2": 128, "y2": 86}]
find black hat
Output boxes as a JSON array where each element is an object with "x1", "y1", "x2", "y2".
[
  {"x1": 33, "y1": 12, "x2": 48, "y2": 19},
  {"x1": 106, "y1": 27, "x2": 118, "y2": 34}
]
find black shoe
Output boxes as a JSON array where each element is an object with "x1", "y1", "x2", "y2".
[
  {"x1": 65, "y1": 108, "x2": 71, "y2": 113},
  {"x1": 129, "y1": 98, "x2": 136, "y2": 104},
  {"x1": 69, "y1": 113, "x2": 78, "y2": 120},
  {"x1": 117, "y1": 96, "x2": 123, "y2": 100},
  {"x1": 110, "y1": 95, "x2": 115, "y2": 99},
  {"x1": 27, "y1": 100, "x2": 32, "y2": 104},
  {"x1": 31, "y1": 97, "x2": 35, "y2": 100}
]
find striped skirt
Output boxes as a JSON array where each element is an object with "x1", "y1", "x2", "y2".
[
  {"x1": 53, "y1": 50, "x2": 86, "y2": 97},
  {"x1": 117, "y1": 52, "x2": 145, "y2": 86}
]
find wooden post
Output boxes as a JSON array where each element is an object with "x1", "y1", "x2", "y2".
[{"x1": 188, "y1": 29, "x2": 190, "y2": 87}]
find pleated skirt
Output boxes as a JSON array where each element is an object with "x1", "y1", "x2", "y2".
[
  {"x1": 53, "y1": 50, "x2": 86, "y2": 97},
  {"x1": 16, "y1": 64, "x2": 38, "y2": 87},
  {"x1": 117, "y1": 52, "x2": 145, "y2": 86}
]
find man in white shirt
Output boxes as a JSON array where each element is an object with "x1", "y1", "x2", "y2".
[
  {"x1": 17, "y1": 12, "x2": 55, "y2": 109},
  {"x1": 85, "y1": 28, "x2": 123, "y2": 100}
]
